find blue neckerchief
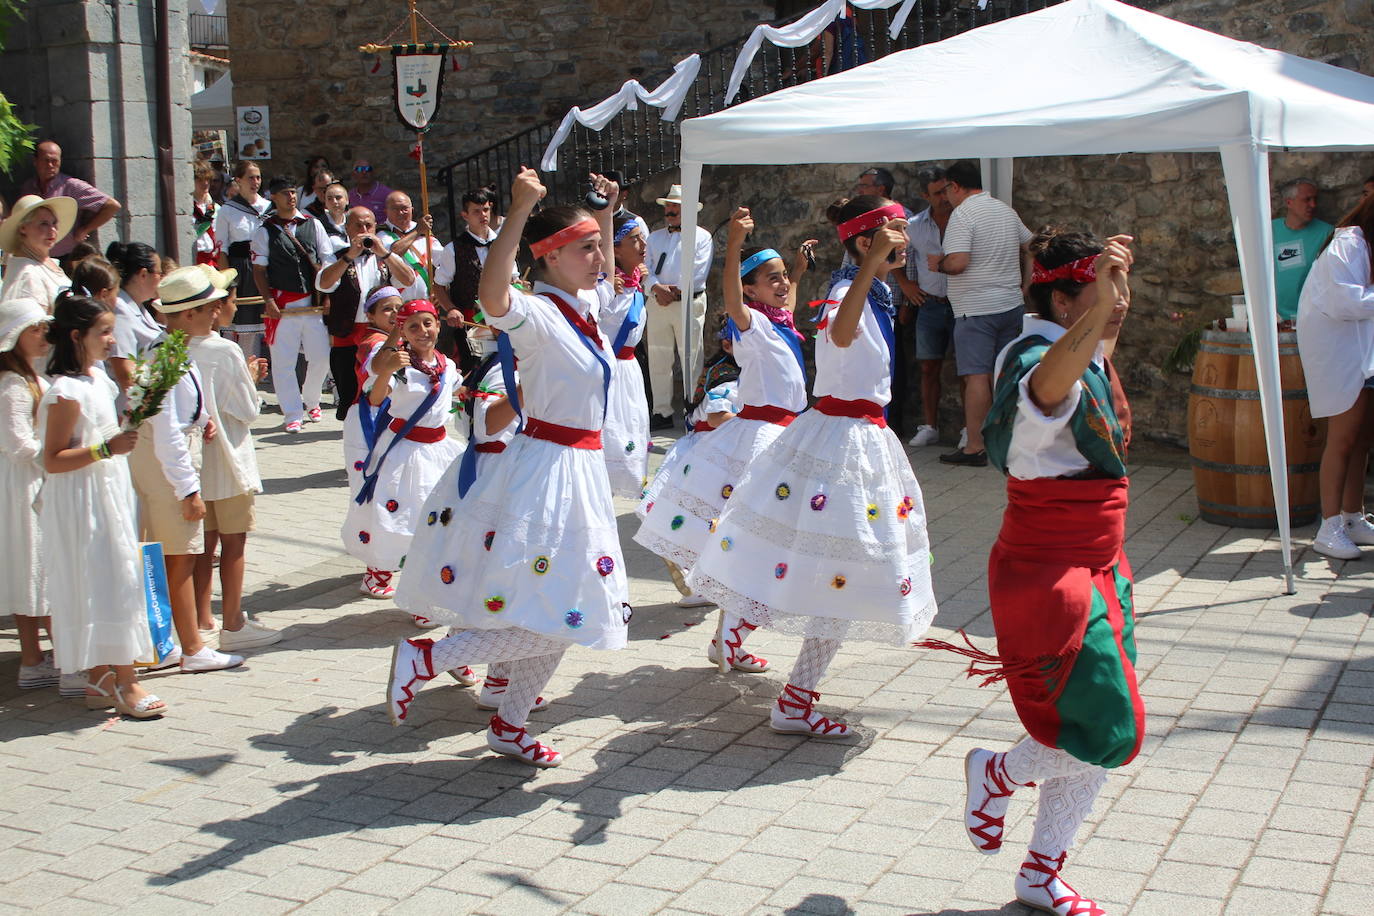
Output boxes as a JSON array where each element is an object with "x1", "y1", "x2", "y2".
[
  {"x1": 355, "y1": 375, "x2": 442, "y2": 505},
  {"x1": 611, "y1": 290, "x2": 645, "y2": 355},
  {"x1": 356, "y1": 395, "x2": 392, "y2": 453},
  {"x1": 457, "y1": 353, "x2": 502, "y2": 499},
  {"x1": 725, "y1": 309, "x2": 807, "y2": 384},
  {"x1": 832, "y1": 262, "x2": 895, "y2": 317}
]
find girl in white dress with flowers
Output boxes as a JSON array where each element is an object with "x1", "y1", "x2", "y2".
[
  {"x1": 38, "y1": 292, "x2": 166, "y2": 718},
  {"x1": 390, "y1": 170, "x2": 627, "y2": 768},
  {"x1": 601, "y1": 215, "x2": 651, "y2": 497},
  {"x1": 689, "y1": 196, "x2": 938, "y2": 739}
]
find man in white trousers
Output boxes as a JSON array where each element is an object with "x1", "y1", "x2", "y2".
[
  {"x1": 644, "y1": 184, "x2": 712, "y2": 430},
  {"x1": 252, "y1": 176, "x2": 336, "y2": 433}
]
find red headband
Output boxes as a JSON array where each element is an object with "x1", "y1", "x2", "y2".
[
  {"x1": 837, "y1": 203, "x2": 906, "y2": 242},
  {"x1": 397, "y1": 299, "x2": 438, "y2": 320},
  {"x1": 529, "y1": 218, "x2": 600, "y2": 259},
  {"x1": 1030, "y1": 255, "x2": 1098, "y2": 286}
]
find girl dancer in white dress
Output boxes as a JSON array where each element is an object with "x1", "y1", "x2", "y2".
[
  {"x1": 601, "y1": 215, "x2": 651, "y2": 497},
  {"x1": 39, "y1": 293, "x2": 166, "y2": 717},
  {"x1": 342, "y1": 287, "x2": 400, "y2": 525},
  {"x1": 689, "y1": 196, "x2": 938, "y2": 738},
  {"x1": 635, "y1": 207, "x2": 813, "y2": 672},
  {"x1": 389, "y1": 170, "x2": 627, "y2": 768},
  {"x1": 343, "y1": 299, "x2": 462, "y2": 612},
  {"x1": 0, "y1": 298, "x2": 54, "y2": 688}
]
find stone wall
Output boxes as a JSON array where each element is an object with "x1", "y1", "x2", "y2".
[
  {"x1": 227, "y1": 0, "x2": 773, "y2": 189},
  {"x1": 0, "y1": 0, "x2": 193, "y2": 257}
]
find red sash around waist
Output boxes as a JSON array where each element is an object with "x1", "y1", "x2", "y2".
[
  {"x1": 388, "y1": 418, "x2": 448, "y2": 443},
  {"x1": 522, "y1": 417, "x2": 602, "y2": 449},
  {"x1": 737, "y1": 404, "x2": 798, "y2": 426},
  {"x1": 616, "y1": 346, "x2": 636, "y2": 360},
  {"x1": 813, "y1": 396, "x2": 886, "y2": 427},
  {"x1": 474, "y1": 442, "x2": 506, "y2": 454}
]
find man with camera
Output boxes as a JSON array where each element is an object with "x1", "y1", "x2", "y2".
[
  {"x1": 316, "y1": 206, "x2": 418, "y2": 419},
  {"x1": 251, "y1": 176, "x2": 337, "y2": 433}
]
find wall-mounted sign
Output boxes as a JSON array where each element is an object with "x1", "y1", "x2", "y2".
[{"x1": 236, "y1": 106, "x2": 271, "y2": 159}]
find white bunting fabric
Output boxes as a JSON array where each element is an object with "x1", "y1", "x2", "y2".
[
  {"x1": 540, "y1": 55, "x2": 703, "y2": 171},
  {"x1": 723, "y1": 0, "x2": 918, "y2": 105}
]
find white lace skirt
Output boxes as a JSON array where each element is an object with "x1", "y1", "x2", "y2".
[
  {"x1": 603, "y1": 357, "x2": 650, "y2": 499},
  {"x1": 343, "y1": 434, "x2": 463, "y2": 571},
  {"x1": 633, "y1": 417, "x2": 787, "y2": 571},
  {"x1": 687, "y1": 410, "x2": 938, "y2": 646}
]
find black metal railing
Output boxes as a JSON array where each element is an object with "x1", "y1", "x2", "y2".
[
  {"x1": 189, "y1": 12, "x2": 229, "y2": 50},
  {"x1": 436, "y1": 0, "x2": 1068, "y2": 238}
]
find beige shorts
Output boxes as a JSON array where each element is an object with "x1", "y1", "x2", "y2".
[
  {"x1": 130, "y1": 428, "x2": 204, "y2": 556},
  {"x1": 205, "y1": 493, "x2": 256, "y2": 535}
]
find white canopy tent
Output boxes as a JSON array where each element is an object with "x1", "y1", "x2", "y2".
[
  {"x1": 191, "y1": 72, "x2": 234, "y2": 132},
  {"x1": 674, "y1": 0, "x2": 1374, "y2": 593}
]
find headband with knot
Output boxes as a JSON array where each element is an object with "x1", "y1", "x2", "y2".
[
  {"x1": 1030, "y1": 254, "x2": 1098, "y2": 286},
  {"x1": 530, "y1": 218, "x2": 600, "y2": 259},
  {"x1": 837, "y1": 203, "x2": 906, "y2": 242},
  {"x1": 397, "y1": 299, "x2": 438, "y2": 320}
]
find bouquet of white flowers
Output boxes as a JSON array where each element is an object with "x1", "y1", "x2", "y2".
[{"x1": 123, "y1": 331, "x2": 192, "y2": 431}]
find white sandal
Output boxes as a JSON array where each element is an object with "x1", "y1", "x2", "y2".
[{"x1": 84, "y1": 671, "x2": 117, "y2": 710}]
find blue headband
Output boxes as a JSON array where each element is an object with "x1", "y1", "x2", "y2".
[
  {"x1": 740, "y1": 249, "x2": 782, "y2": 278},
  {"x1": 613, "y1": 221, "x2": 639, "y2": 244}
]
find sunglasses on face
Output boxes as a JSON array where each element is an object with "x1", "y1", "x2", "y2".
[{"x1": 355, "y1": 166, "x2": 373, "y2": 173}]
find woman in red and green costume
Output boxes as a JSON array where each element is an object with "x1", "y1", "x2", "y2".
[{"x1": 922, "y1": 228, "x2": 1140, "y2": 916}]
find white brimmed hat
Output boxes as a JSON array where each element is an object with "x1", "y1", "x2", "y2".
[
  {"x1": 0, "y1": 194, "x2": 78, "y2": 253},
  {"x1": 157, "y1": 266, "x2": 227, "y2": 314},
  {"x1": 197, "y1": 262, "x2": 238, "y2": 291},
  {"x1": 0, "y1": 297, "x2": 52, "y2": 353},
  {"x1": 654, "y1": 184, "x2": 704, "y2": 211}
]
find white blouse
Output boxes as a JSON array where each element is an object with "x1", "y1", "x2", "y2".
[
  {"x1": 0, "y1": 372, "x2": 47, "y2": 470},
  {"x1": 471, "y1": 366, "x2": 519, "y2": 447},
  {"x1": 112, "y1": 290, "x2": 163, "y2": 361},
  {"x1": 601, "y1": 287, "x2": 647, "y2": 351},
  {"x1": 213, "y1": 196, "x2": 270, "y2": 253},
  {"x1": 1, "y1": 257, "x2": 69, "y2": 311},
  {"x1": 732, "y1": 309, "x2": 808, "y2": 412},
  {"x1": 814, "y1": 279, "x2": 894, "y2": 405},
  {"x1": 488, "y1": 280, "x2": 614, "y2": 431},
  {"x1": 188, "y1": 334, "x2": 262, "y2": 501},
  {"x1": 687, "y1": 379, "x2": 742, "y2": 430},
  {"x1": 1297, "y1": 226, "x2": 1374, "y2": 419}
]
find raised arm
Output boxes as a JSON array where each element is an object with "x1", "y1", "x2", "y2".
[
  {"x1": 588, "y1": 173, "x2": 620, "y2": 273},
  {"x1": 723, "y1": 207, "x2": 754, "y2": 332},
  {"x1": 786, "y1": 239, "x2": 818, "y2": 312},
  {"x1": 479, "y1": 168, "x2": 545, "y2": 319},
  {"x1": 833, "y1": 219, "x2": 906, "y2": 348}
]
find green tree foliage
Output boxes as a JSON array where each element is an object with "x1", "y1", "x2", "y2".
[{"x1": 0, "y1": 0, "x2": 36, "y2": 177}]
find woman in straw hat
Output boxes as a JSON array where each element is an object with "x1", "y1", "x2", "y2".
[{"x1": 0, "y1": 194, "x2": 76, "y2": 309}]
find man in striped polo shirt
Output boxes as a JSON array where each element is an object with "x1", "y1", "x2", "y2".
[{"x1": 929, "y1": 160, "x2": 1033, "y2": 467}]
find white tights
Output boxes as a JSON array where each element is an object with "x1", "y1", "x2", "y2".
[
  {"x1": 1003, "y1": 736, "x2": 1107, "y2": 859},
  {"x1": 787, "y1": 636, "x2": 843, "y2": 692},
  {"x1": 427, "y1": 628, "x2": 568, "y2": 728}
]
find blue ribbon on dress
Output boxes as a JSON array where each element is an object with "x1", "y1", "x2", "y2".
[
  {"x1": 545, "y1": 290, "x2": 612, "y2": 424},
  {"x1": 458, "y1": 347, "x2": 514, "y2": 499},
  {"x1": 355, "y1": 376, "x2": 442, "y2": 505},
  {"x1": 356, "y1": 395, "x2": 392, "y2": 454},
  {"x1": 724, "y1": 310, "x2": 808, "y2": 384},
  {"x1": 611, "y1": 290, "x2": 645, "y2": 355}
]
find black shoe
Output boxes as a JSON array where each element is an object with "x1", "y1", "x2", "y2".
[
  {"x1": 939, "y1": 448, "x2": 988, "y2": 467},
  {"x1": 650, "y1": 414, "x2": 675, "y2": 431}
]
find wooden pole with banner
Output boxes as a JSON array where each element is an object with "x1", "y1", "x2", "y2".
[{"x1": 360, "y1": 3, "x2": 471, "y2": 293}]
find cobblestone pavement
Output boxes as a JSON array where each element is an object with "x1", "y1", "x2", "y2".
[{"x1": 1, "y1": 405, "x2": 1371, "y2": 916}]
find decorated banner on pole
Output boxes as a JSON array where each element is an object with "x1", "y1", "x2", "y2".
[{"x1": 391, "y1": 44, "x2": 448, "y2": 131}]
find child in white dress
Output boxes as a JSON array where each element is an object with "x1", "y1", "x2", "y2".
[
  {"x1": 689, "y1": 196, "x2": 938, "y2": 738},
  {"x1": 38, "y1": 293, "x2": 165, "y2": 717},
  {"x1": 601, "y1": 216, "x2": 650, "y2": 497}
]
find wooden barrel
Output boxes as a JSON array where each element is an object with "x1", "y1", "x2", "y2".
[{"x1": 1188, "y1": 329, "x2": 1323, "y2": 528}]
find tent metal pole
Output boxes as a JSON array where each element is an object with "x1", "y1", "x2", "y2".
[{"x1": 679, "y1": 161, "x2": 705, "y2": 403}]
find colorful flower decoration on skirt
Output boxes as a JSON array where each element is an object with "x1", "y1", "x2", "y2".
[
  {"x1": 385, "y1": 499, "x2": 399, "y2": 513},
  {"x1": 720, "y1": 537, "x2": 733, "y2": 552},
  {"x1": 645, "y1": 501, "x2": 655, "y2": 513},
  {"x1": 358, "y1": 530, "x2": 371, "y2": 544},
  {"x1": 683, "y1": 463, "x2": 691, "y2": 476},
  {"x1": 426, "y1": 511, "x2": 438, "y2": 526},
  {"x1": 532, "y1": 556, "x2": 550, "y2": 575},
  {"x1": 866, "y1": 503, "x2": 879, "y2": 521},
  {"x1": 398, "y1": 555, "x2": 406, "y2": 569},
  {"x1": 810, "y1": 494, "x2": 827, "y2": 511},
  {"x1": 670, "y1": 515, "x2": 685, "y2": 530},
  {"x1": 485, "y1": 595, "x2": 506, "y2": 613},
  {"x1": 596, "y1": 555, "x2": 615, "y2": 576},
  {"x1": 621, "y1": 603, "x2": 634, "y2": 624},
  {"x1": 483, "y1": 531, "x2": 495, "y2": 551},
  {"x1": 708, "y1": 518, "x2": 719, "y2": 533},
  {"x1": 775, "y1": 483, "x2": 791, "y2": 500},
  {"x1": 353, "y1": 459, "x2": 365, "y2": 472},
  {"x1": 897, "y1": 495, "x2": 913, "y2": 520},
  {"x1": 624, "y1": 441, "x2": 636, "y2": 453},
  {"x1": 564, "y1": 609, "x2": 584, "y2": 629},
  {"x1": 831, "y1": 574, "x2": 847, "y2": 589},
  {"x1": 899, "y1": 577, "x2": 912, "y2": 596},
  {"x1": 440, "y1": 565, "x2": 455, "y2": 584},
  {"x1": 440, "y1": 507, "x2": 453, "y2": 526},
  {"x1": 774, "y1": 563, "x2": 788, "y2": 579},
  {"x1": 720, "y1": 484, "x2": 734, "y2": 499}
]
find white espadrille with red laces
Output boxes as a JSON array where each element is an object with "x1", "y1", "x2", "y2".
[
  {"x1": 361, "y1": 568, "x2": 395, "y2": 598},
  {"x1": 386, "y1": 638, "x2": 438, "y2": 725},
  {"x1": 486, "y1": 715, "x2": 562, "y2": 768},
  {"x1": 769, "y1": 684, "x2": 851, "y2": 738},
  {"x1": 476, "y1": 675, "x2": 549, "y2": 711},
  {"x1": 706, "y1": 617, "x2": 769, "y2": 673},
  {"x1": 447, "y1": 665, "x2": 479, "y2": 687},
  {"x1": 964, "y1": 747, "x2": 1032, "y2": 854},
  {"x1": 1015, "y1": 850, "x2": 1105, "y2": 916}
]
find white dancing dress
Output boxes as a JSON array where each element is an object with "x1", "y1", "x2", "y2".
[
  {"x1": 342, "y1": 356, "x2": 462, "y2": 572},
  {"x1": 37, "y1": 368, "x2": 154, "y2": 671},
  {"x1": 688, "y1": 279, "x2": 938, "y2": 645},
  {"x1": 634, "y1": 305, "x2": 807, "y2": 570},
  {"x1": 637, "y1": 377, "x2": 742, "y2": 521},
  {"x1": 396, "y1": 281, "x2": 630, "y2": 650},
  {"x1": 0, "y1": 373, "x2": 48, "y2": 617},
  {"x1": 599, "y1": 283, "x2": 650, "y2": 498}
]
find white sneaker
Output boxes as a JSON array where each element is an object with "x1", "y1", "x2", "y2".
[
  {"x1": 1314, "y1": 516, "x2": 1361, "y2": 560},
  {"x1": 1346, "y1": 513, "x2": 1374, "y2": 546},
  {"x1": 59, "y1": 671, "x2": 88, "y2": 698},
  {"x1": 219, "y1": 618, "x2": 283, "y2": 651},
  {"x1": 143, "y1": 647, "x2": 183, "y2": 671},
  {"x1": 907, "y1": 425, "x2": 939, "y2": 448},
  {"x1": 18, "y1": 653, "x2": 60, "y2": 689},
  {"x1": 677, "y1": 594, "x2": 714, "y2": 608},
  {"x1": 958, "y1": 426, "x2": 968, "y2": 449},
  {"x1": 180, "y1": 646, "x2": 245, "y2": 672}
]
